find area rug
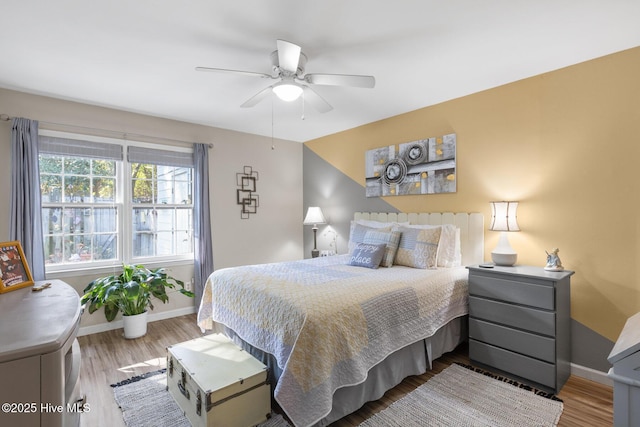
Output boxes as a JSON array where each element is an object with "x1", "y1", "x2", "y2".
[
  {"x1": 112, "y1": 363, "x2": 563, "y2": 427},
  {"x1": 359, "y1": 363, "x2": 564, "y2": 427},
  {"x1": 111, "y1": 369, "x2": 289, "y2": 427}
]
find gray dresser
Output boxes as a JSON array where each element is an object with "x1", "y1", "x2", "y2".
[
  {"x1": 467, "y1": 265, "x2": 573, "y2": 394},
  {"x1": 0, "y1": 280, "x2": 83, "y2": 427}
]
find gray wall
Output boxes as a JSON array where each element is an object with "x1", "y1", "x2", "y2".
[{"x1": 302, "y1": 145, "x2": 397, "y2": 258}]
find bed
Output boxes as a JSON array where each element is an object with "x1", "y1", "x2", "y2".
[{"x1": 197, "y1": 212, "x2": 484, "y2": 427}]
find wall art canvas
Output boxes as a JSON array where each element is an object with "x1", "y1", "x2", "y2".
[{"x1": 365, "y1": 133, "x2": 456, "y2": 197}]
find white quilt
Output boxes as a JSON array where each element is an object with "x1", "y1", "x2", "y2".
[{"x1": 197, "y1": 255, "x2": 468, "y2": 427}]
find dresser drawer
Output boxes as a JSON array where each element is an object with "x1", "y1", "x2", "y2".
[
  {"x1": 469, "y1": 296, "x2": 556, "y2": 336},
  {"x1": 469, "y1": 318, "x2": 556, "y2": 363},
  {"x1": 469, "y1": 340, "x2": 556, "y2": 389},
  {"x1": 469, "y1": 273, "x2": 555, "y2": 310}
]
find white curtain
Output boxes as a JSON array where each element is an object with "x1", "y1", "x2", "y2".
[
  {"x1": 193, "y1": 143, "x2": 213, "y2": 304},
  {"x1": 10, "y1": 118, "x2": 45, "y2": 280}
]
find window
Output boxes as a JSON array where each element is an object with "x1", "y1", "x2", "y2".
[{"x1": 39, "y1": 132, "x2": 194, "y2": 272}]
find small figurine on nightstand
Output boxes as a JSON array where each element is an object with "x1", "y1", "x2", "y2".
[{"x1": 544, "y1": 248, "x2": 564, "y2": 271}]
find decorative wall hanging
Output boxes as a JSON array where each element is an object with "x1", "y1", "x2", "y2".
[
  {"x1": 365, "y1": 133, "x2": 456, "y2": 197},
  {"x1": 236, "y1": 166, "x2": 259, "y2": 219},
  {"x1": 0, "y1": 241, "x2": 34, "y2": 293}
]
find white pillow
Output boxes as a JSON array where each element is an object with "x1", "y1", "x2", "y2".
[
  {"x1": 438, "y1": 225, "x2": 461, "y2": 267},
  {"x1": 397, "y1": 223, "x2": 461, "y2": 268},
  {"x1": 355, "y1": 219, "x2": 410, "y2": 228}
]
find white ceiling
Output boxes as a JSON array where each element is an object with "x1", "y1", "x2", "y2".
[{"x1": 2, "y1": 1, "x2": 640, "y2": 142}]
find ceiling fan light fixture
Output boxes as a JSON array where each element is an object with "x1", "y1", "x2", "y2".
[{"x1": 272, "y1": 81, "x2": 303, "y2": 102}]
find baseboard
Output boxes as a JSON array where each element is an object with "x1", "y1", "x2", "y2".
[
  {"x1": 571, "y1": 362, "x2": 613, "y2": 387},
  {"x1": 78, "y1": 306, "x2": 197, "y2": 337}
]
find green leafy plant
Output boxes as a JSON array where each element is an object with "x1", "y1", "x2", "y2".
[{"x1": 81, "y1": 264, "x2": 194, "y2": 321}]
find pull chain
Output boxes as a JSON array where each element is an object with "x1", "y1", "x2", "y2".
[{"x1": 271, "y1": 94, "x2": 275, "y2": 150}]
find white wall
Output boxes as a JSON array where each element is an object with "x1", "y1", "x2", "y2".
[{"x1": 0, "y1": 87, "x2": 303, "y2": 332}]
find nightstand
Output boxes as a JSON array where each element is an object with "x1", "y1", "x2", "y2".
[{"x1": 467, "y1": 265, "x2": 573, "y2": 394}]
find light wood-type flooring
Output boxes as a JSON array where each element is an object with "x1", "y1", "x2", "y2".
[{"x1": 78, "y1": 314, "x2": 613, "y2": 427}]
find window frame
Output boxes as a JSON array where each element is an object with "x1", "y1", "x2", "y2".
[{"x1": 39, "y1": 130, "x2": 195, "y2": 277}]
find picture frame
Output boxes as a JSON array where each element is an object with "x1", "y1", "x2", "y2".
[{"x1": 0, "y1": 241, "x2": 34, "y2": 293}]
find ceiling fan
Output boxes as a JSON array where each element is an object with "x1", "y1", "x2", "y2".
[{"x1": 196, "y1": 39, "x2": 375, "y2": 113}]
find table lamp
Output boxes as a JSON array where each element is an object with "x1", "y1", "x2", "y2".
[
  {"x1": 489, "y1": 201, "x2": 520, "y2": 266},
  {"x1": 303, "y1": 207, "x2": 327, "y2": 258}
]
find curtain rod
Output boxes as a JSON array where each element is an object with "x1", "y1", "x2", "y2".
[{"x1": 0, "y1": 113, "x2": 213, "y2": 149}]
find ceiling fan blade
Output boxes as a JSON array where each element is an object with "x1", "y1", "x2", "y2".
[
  {"x1": 303, "y1": 86, "x2": 333, "y2": 113},
  {"x1": 195, "y1": 66, "x2": 273, "y2": 79},
  {"x1": 277, "y1": 40, "x2": 301, "y2": 74},
  {"x1": 304, "y1": 73, "x2": 375, "y2": 88},
  {"x1": 240, "y1": 86, "x2": 273, "y2": 108}
]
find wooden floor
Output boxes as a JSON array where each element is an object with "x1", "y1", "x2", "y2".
[{"x1": 78, "y1": 314, "x2": 614, "y2": 427}]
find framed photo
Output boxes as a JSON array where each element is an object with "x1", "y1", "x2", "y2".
[{"x1": 0, "y1": 241, "x2": 34, "y2": 293}]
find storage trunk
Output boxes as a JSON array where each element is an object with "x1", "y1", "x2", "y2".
[{"x1": 167, "y1": 334, "x2": 271, "y2": 427}]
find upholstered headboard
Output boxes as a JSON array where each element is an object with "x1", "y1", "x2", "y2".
[{"x1": 353, "y1": 212, "x2": 484, "y2": 266}]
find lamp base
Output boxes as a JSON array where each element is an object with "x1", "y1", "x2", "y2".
[
  {"x1": 311, "y1": 249, "x2": 319, "y2": 258},
  {"x1": 491, "y1": 231, "x2": 517, "y2": 266},
  {"x1": 491, "y1": 252, "x2": 517, "y2": 266}
]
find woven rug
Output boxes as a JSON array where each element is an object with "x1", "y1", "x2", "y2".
[
  {"x1": 112, "y1": 364, "x2": 563, "y2": 427},
  {"x1": 111, "y1": 369, "x2": 289, "y2": 427},
  {"x1": 359, "y1": 363, "x2": 564, "y2": 427}
]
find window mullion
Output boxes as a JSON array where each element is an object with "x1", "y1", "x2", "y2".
[{"x1": 121, "y1": 151, "x2": 131, "y2": 263}]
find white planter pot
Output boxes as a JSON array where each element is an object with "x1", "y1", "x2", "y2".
[{"x1": 123, "y1": 311, "x2": 148, "y2": 339}]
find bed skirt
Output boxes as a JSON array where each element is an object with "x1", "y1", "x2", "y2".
[{"x1": 215, "y1": 315, "x2": 467, "y2": 426}]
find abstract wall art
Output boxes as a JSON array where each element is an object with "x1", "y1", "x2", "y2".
[
  {"x1": 365, "y1": 133, "x2": 456, "y2": 197},
  {"x1": 236, "y1": 166, "x2": 259, "y2": 219}
]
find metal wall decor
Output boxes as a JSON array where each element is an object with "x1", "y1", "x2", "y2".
[
  {"x1": 236, "y1": 166, "x2": 259, "y2": 219},
  {"x1": 365, "y1": 133, "x2": 456, "y2": 197}
]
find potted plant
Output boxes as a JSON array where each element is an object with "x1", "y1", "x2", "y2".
[{"x1": 81, "y1": 264, "x2": 194, "y2": 339}]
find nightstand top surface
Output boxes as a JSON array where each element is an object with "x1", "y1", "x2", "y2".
[{"x1": 467, "y1": 264, "x2": 574, "y2": 281}]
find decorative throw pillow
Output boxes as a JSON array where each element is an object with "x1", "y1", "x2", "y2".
[
  {"x1": 347, "y1": 222, "x2": 392, "y2": 253},
  {"x1": 399, "y1": 223, "x2": 461, "y2": 268},
  {"x1": 363, "y1": 229, "x2": 402, "y2": 267},
  {"x1": 348, "y1": 243, "x2": 387, "y2": 269},
  {"x1": 394, "y1": 226, "x2": 442, "y2": 269}
]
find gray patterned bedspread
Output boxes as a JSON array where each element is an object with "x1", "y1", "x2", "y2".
[{"x1": 197, "y1": 255, "x2": 468, "y2": 427}]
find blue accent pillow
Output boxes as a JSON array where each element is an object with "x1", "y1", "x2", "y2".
[
  {"x1": 348, "y1": 243, "x2": 387, "y2": 269},
  {"x1": 363, "y1": 229, "x2": 402, "y2": 267}
]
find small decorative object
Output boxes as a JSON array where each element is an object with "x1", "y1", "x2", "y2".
[
  {"x1": 544, "y1": 248, "x2": 564, "y2": 271},
  {"x1": 0, "y1": 241, "x2": 34, "y2": 293},
  {"x1": 489, "y1": 201, "x2": 520, "y2": 266},
  {"x1": 303, "y1": 207, "x2": 327, "y2": 258},
  {"x1": 81, "y1": 264, "x2": 194, "y2": 339},
  {"x1": 236, "y1": 166, "x2": 259, "y2": 219},
  {"x1": 365, "y1": 133, "x2": 456, "y2": 197}
]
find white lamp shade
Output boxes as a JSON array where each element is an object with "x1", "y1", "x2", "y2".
[
  {"x1": 273, "y1": 82, "x2": 303, "y2": 102},
  {"x1": 489, "y1": 201, "x2": 520, "y2": 231},
  {"x1": 303, "y1": 207, "x2": 326, "y2": 225}
]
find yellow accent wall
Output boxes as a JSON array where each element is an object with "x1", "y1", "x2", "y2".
[{"x1": 305, "y1": 46, "x2": 640, "y2": 342}]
